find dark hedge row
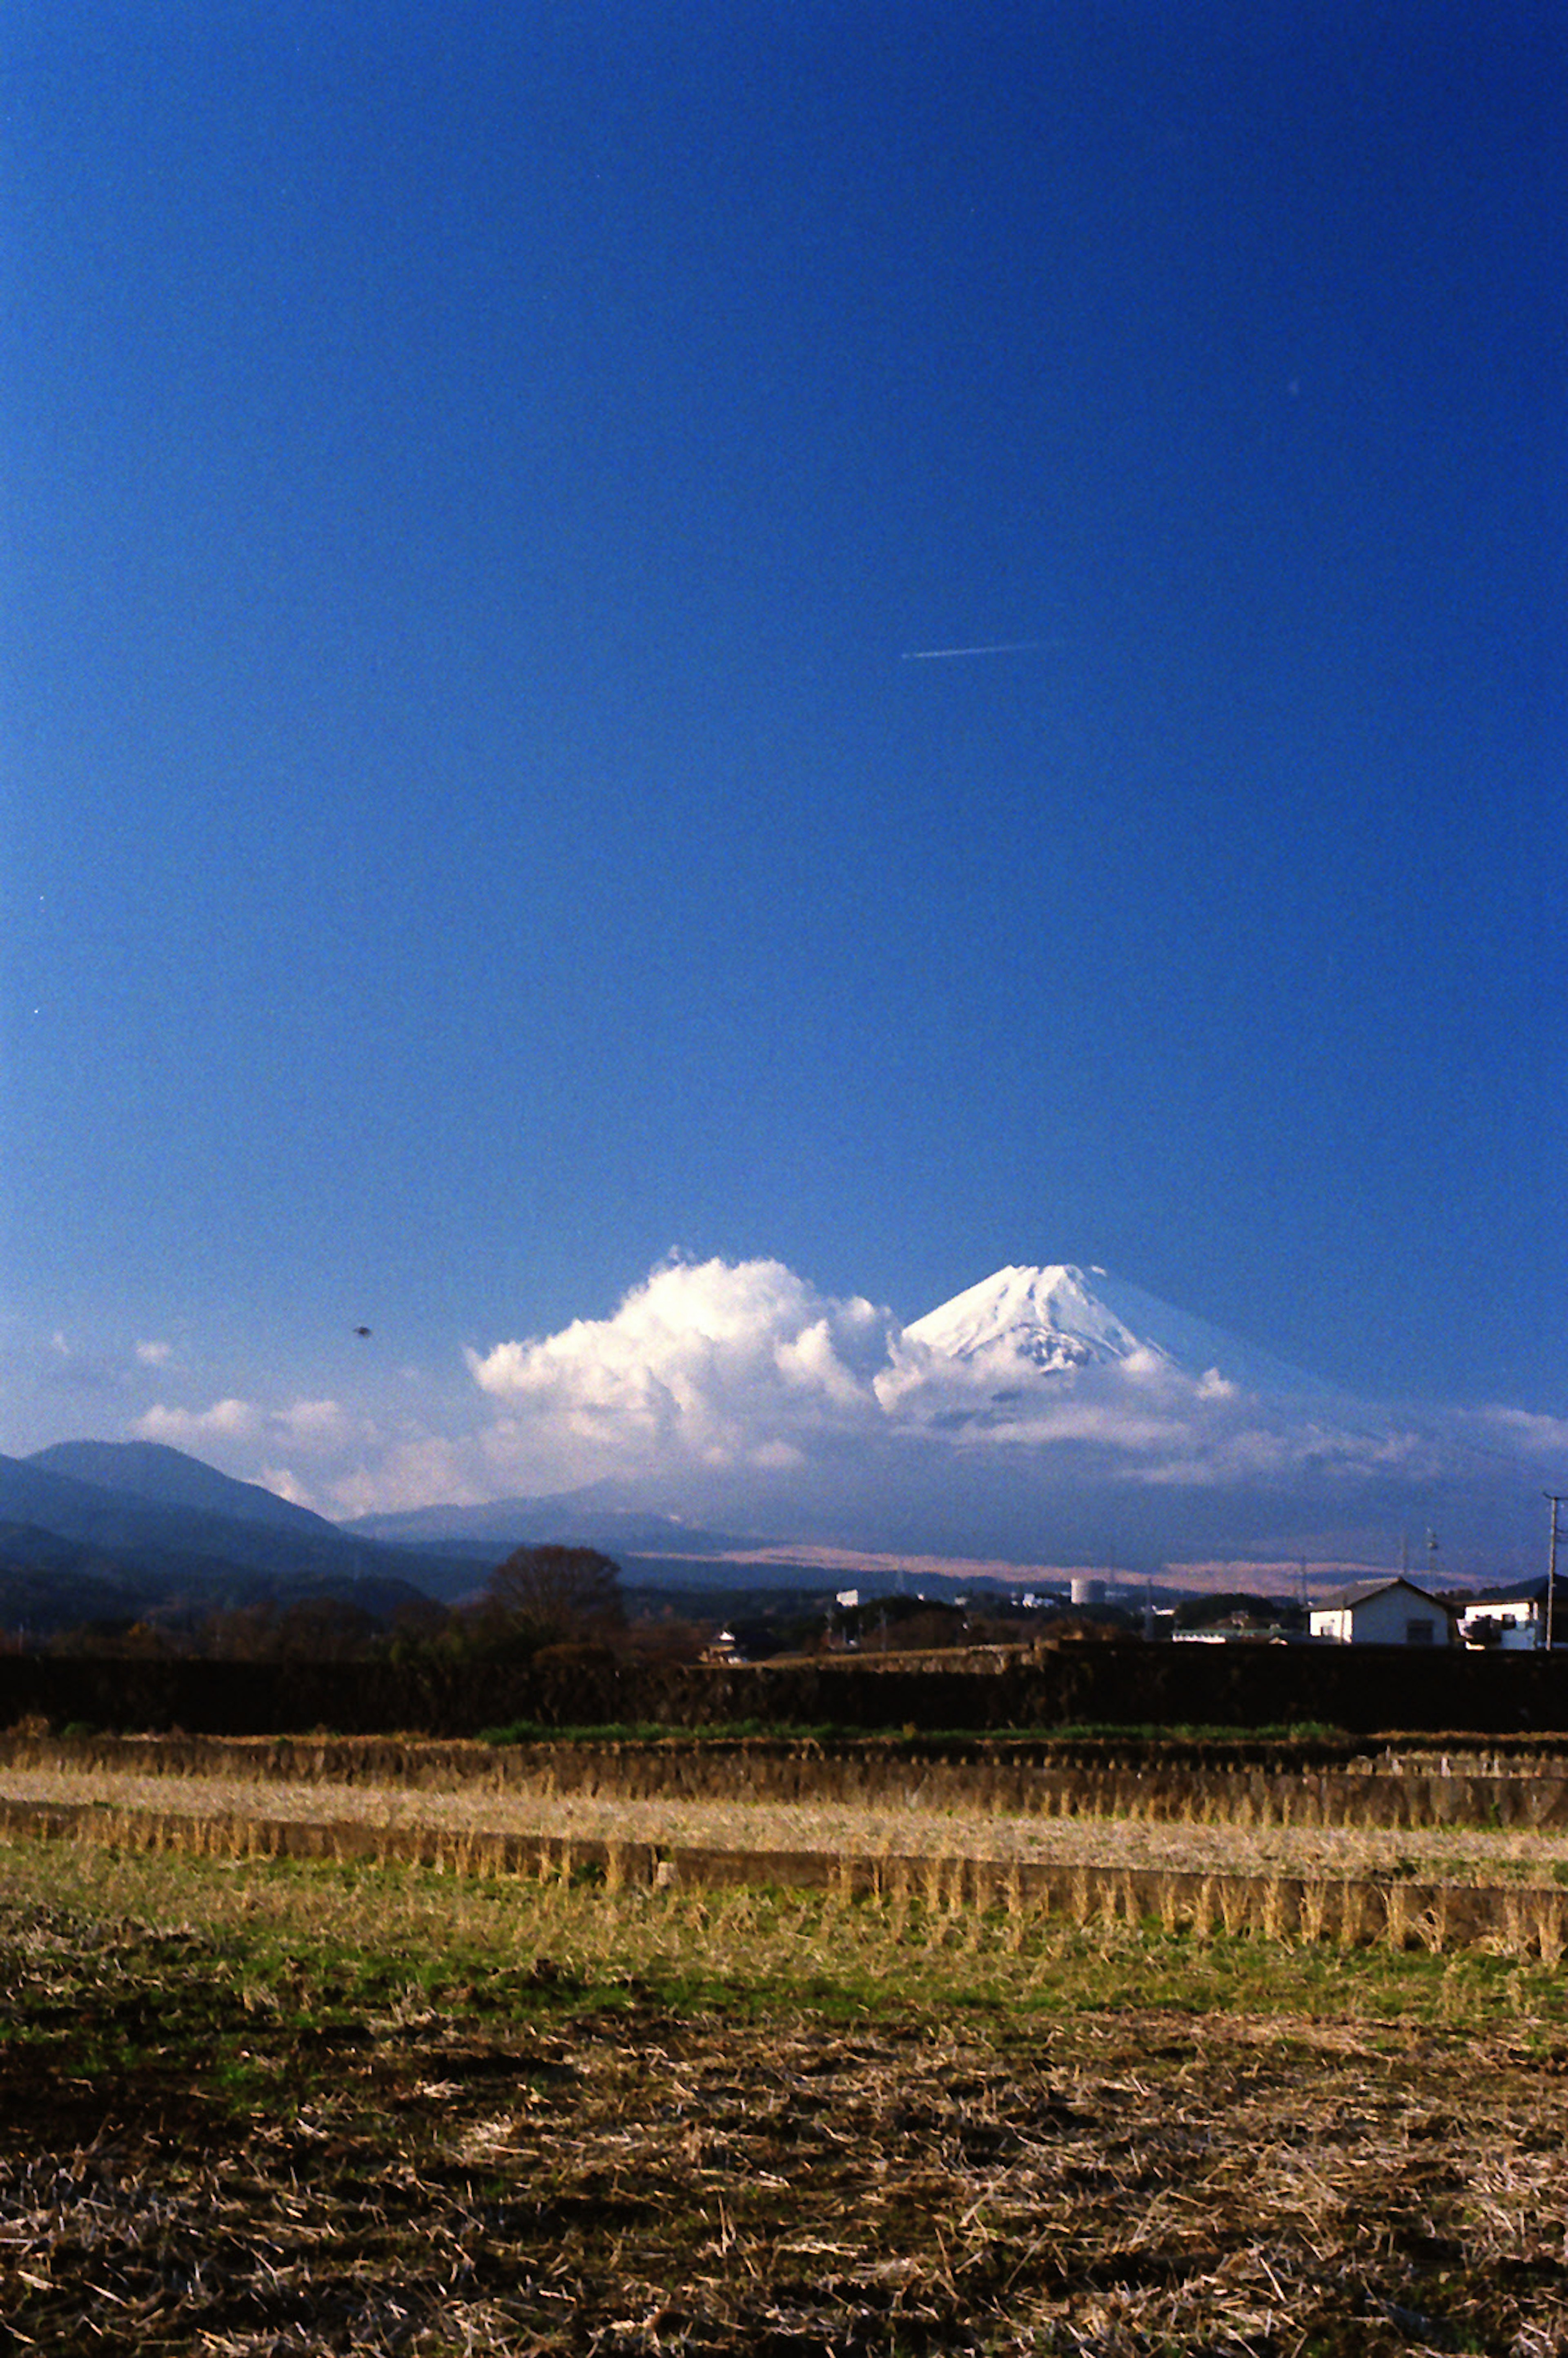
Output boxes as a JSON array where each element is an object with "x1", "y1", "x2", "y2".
[{"x1": 3, "y1": 1639, "x2": 1568, "y2": 1739}]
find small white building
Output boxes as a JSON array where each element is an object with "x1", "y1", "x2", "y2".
[
  {"x1": 1309, "y1": 1578, "x2": 1457, "y2": 1647},
  {"x1": 1459, "y1": 1587, "x2": 1547, "y2": 1650}
]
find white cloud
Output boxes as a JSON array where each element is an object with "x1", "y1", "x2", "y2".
[
  {"x1": 467, "y1": 1256, "x2": 894, "y2": 1478},
  {"x1": 875, "y1": 1326, "x2": 1249, "y2": 1465},
  {"x1": 1474, "y1": 1406, "x2": 1568, "y2": 1456},
  {"x1": 133, "y1": 1393, "x2": 375, "y2": 1471},
  {"x1": 257, "y1": 1464, "x2": 318, "y2": 1508},
  {"x1": 450, "y1": 1257, "x2": 1503, "y2": 1516},
  {"x1": 305, "y1": 1426, "x2": 523, "y2": 1521},
  {"x1": 136, "y1": 1397, "x2": 263, "y2": 1445},
  {"x1": 22, "y1": 1328, "x2": 188, "y2": 1405},
  {"x1": 273, "y1": 1398, "x2": 357, "y2": 1446}
]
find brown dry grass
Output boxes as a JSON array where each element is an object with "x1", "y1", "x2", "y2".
[{"x1": 6, "y1": 1757, "x2": 1568, "y2": 1889}]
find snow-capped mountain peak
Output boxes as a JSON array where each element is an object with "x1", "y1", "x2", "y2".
[
  {"x1": 904, "y1": 1264, "x2": 1331, "y2": 1396},
  {"x1": 904, "y1": 1265, "x2": 1151, "y2": 1374}
]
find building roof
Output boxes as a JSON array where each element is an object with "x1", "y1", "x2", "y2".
[
  {"x1": 1460, "y1": 1578, "x2": 1548, "y2": 1607},
  {"x1": 1311, "y1": 1577, "x2": 1458, "y2": 1616}
]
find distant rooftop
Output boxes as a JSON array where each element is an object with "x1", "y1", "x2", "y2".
[{"x1": 1312, "y1": 1576, "x2": 1457, "y2": 1614}]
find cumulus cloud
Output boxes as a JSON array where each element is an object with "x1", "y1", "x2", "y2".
[
  {"x1": 467, "y1": 1257, "x2": 895, "y2": 1478},
  {"x1": 876, "y1": 1333, "x2": 1186, "y2": 1452},
  {"x1": 450, "y1": 1257, "x2": 1499, "y2": 1518},
  {"x1": 873, "y1": 1321, "x2": 1334, "y2": 1482},
  {"x1": 273, "y1": 1398, "x2": 358, "y2": 1446},
  {"x1": 315, "y1": 1431, "x2": 501, "y2": 1522},
  {"x1": 257, "y1": 1465, "x2": 318, "y2": 1509},
  {"x1": 134, "y1": 1386, "x2": 377, "y2": 1462},
  {"x1": 136, "y1": 1397, "x2": 264, "y2": 1445},
  {"x1": 34, "y1": 1329, "x2": 186, "y2": 1398}
]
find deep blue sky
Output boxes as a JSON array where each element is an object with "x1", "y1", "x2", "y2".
[{"x1": 3, "y1": 1, "x2": 1564, "y2": 1491}]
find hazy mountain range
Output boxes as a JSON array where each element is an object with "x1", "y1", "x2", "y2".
[
  {"x1": 0, "y1": 1443, "x2": 467, "y2": 1632},
  {"x1": 0, "y1": 1444, "x2": 801, "y2": 1633},
  {"x1": 4, "y1": 1266, "x2": 1557, "y2": 1620}
]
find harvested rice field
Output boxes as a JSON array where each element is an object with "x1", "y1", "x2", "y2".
[
  {"x1": 6, "y1": 1744, "x2": 1568, "y2": 1889},
  {"x1": 1, "y1": 1836, "x2": 1567, "y2": 2357},
  {"x1": 3, "y1": 1739, "x2": 1568, "y2": 2352}
]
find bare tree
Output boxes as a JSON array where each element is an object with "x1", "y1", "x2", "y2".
[{"x1": 484, "y1": 1545, "x2": 626, "y2": 1648}]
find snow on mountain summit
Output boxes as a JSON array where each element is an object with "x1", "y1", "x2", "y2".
[
  {"x1": 903, "y1": 1264, "x2": 1332, "y2": 1397},
  {"x1": 904, "y1": 1266, "x2": 1149, "y2": 1373}
]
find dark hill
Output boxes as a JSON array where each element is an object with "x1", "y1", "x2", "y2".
[
  {"x1": 29, "y1": 1440, "x2": 341, "y2": 1536},
  {"x1": 0, "y1": 1518, "x2": 434, "y2": 1637},
  {"x1": 0, "y1": 1449, "x2": 476, "y2": 1605}
]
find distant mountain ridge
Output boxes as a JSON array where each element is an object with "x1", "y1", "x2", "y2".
[
  {"x1": 0, "y1": 1444, "x2": 479, "y2": 1623},
  {"x1": 342, "y1": 1486, "x2": 746, "y2": 1558},
  {"x1": 30, "y1": 1440, "x2": 343, "y2": 1535},
  {"x1": 0, "y1": 1443, "x2": 772, "y2": 1626},
  {"x1": 0, "y1": 1513, "x2": 430, "y2": 1636}
]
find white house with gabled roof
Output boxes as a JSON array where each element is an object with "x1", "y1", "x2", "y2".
[{"x1": 1309, "y1": 1577, "x2": 1458, "y2": 1646}]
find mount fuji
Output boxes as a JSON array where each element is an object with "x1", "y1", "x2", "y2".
[
  {"x1": 859, "y1": 1262, "x2": 1541, "y2": 1578},
  {"x1": 900, "y1": 1264, "x2": 1334, "y2": 1399}
]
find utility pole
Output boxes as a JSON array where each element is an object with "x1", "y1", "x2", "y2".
[{"x1": 1546, "y1": 1494, "x2": 1563, "y2": 1652}]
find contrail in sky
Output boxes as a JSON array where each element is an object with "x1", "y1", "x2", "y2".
[{"x1": 901, "y1": 637, "x2": 1048, "y2": 661}]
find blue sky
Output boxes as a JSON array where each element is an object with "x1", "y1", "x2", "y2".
[{"x1": 3, "y1": 2, "x2": 1564, "y2": 1528}]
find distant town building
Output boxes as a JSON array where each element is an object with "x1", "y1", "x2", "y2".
[
  {"x1": 1309, "y1": 1577, "x2": 1458, "y2": 1646},
  {"x1": 1173, "y1": 1612, "x2": 1292, "y2": 1645},
  {"x1": 1070, "y1": 1576, "x2": 1106, "y2": 1607},
  {"x1": 1459, "y1": 1584, "x2": 1547, "y2": 1650}
]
